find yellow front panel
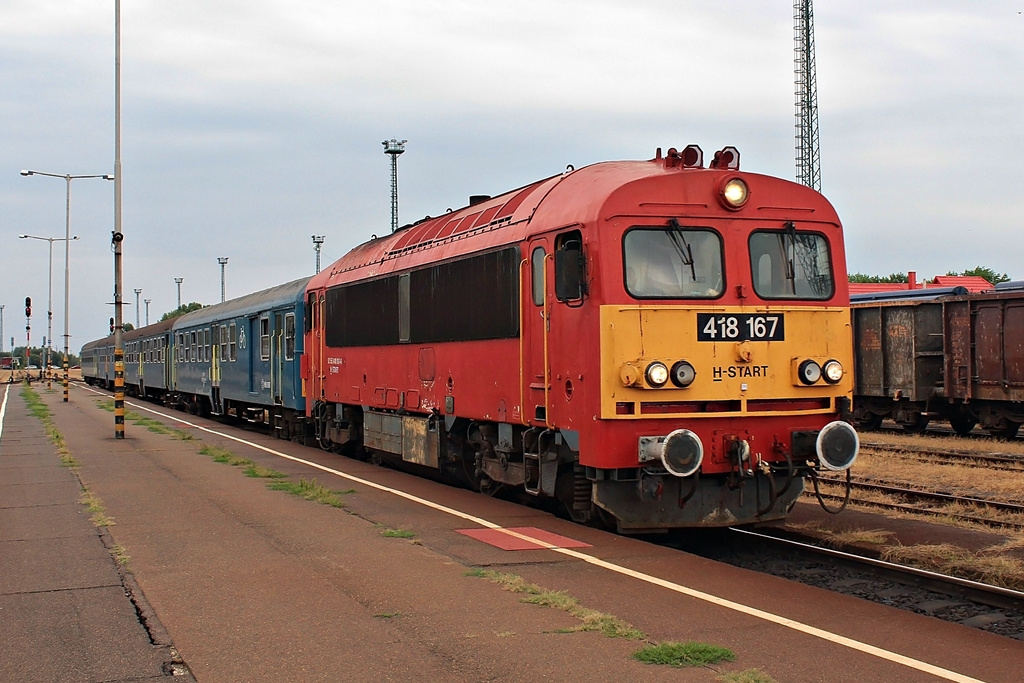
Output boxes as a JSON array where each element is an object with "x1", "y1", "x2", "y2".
[{"x1": 599, "y1": 305, "x2": 854, "y2": 419}]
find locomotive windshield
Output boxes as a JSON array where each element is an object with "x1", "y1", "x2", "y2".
[
  {"x1": 624, "y1": 227, "x2": 724, "y2": 298},
  {"x1": 749, "y1": 226, "x2": 834, "y2": 300}
]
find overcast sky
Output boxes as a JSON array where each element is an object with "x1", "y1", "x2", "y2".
[{"x1": 1, "y1": 1, "x2": 1022, "y2": 350}]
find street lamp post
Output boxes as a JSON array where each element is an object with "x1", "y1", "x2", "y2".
[
  {"x1": 19, "y1": 234, "x2": 79, "y2": 390},
  {"x1": 174, "y1": 278, "x2": 183, "y2": 309},
  {"x1": 144, "y1": 299, "x2": 151, "y2": 326},
  {"x1": 20, "y1": 170, "x2": 112, "y2": 402},
  {"x1": 134, "y1": 288, "x2": 142, "y2": 328}
]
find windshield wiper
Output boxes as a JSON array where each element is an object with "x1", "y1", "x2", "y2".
[
  {"x1": 780, "y1": 221, "x2": 797, "y2": 294},
  {"x1": 667, "y1": 218, "x2": 697, "y2": 282}
]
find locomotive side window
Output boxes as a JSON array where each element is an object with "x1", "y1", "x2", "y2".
[
  {"x1": 749, "y1": 227, "x2": 834, "y2": 300},
  {"x1": 624, "y1": 227, "x2": 723, "y2": 299},
  {"x1": 531, "y1": 247, "x2": 545, "y2": 306},
  {"x1": 398, "y1": 273, "x2": 411, "y2": 343}
]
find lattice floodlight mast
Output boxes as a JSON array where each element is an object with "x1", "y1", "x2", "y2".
[
  {"x1": 382, "y1": 139, "x2": 407, "y2": 233},
  {"x1": 794, "y1": 0, "x2": 821, "y2": 191},
  {"x1": 312, "y1": 235, "x2": 325, "y2": 273},
  {"x1": 217, "y1": 258, "x2": 229, "y2": 302}
]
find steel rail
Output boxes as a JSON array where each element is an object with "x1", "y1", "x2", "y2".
[{"x1": 731, "y1": 527, "x2": 1024, "y2": 614}]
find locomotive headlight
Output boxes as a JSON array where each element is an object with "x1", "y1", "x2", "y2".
[
  {"x1": 823, "y1": 359, "x2": 844, "y2": 384},
  {"x1": 720, "y1": 178, "x2": 749, "y2": 210},
  {"x1": 798, "y1": 359, "x2": 822, "y2": 385},
  {"x1": 645, "y1": 362, "x2": 669, "y2": 387},
  {"x1": 670, "y1": 360, "x2": 696, "y2": 388}
]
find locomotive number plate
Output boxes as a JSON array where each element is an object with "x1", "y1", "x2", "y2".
[{"x1": 697, "y1": 313, "x2": 785, "y2": 341}]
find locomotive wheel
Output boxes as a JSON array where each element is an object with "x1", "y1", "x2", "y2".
[
  {"x1": 900, "y1": 414, "x2": 929, "y2": 434},
  {"x1": 856, "y1": 413, "x2": 883, "y2": 431},
  {"x1": 948, "y1": 414, "x2": 977, "y2": 436}
]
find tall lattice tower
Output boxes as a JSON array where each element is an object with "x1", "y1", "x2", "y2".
[
  {"x1": 382, "y1": 139, "x2": 407, "y2": 233},
  {"x1": 794, "y1": 0, "x2": 821, "y2": 191}
]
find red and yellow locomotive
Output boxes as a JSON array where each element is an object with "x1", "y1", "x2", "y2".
[{"x1": 303, "y1": 145, "x2": 858, "y2": 532}]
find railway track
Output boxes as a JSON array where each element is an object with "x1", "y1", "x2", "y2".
[
  {"x1": 809, "y1": 475, "x2": 1024, "y2": 531},
  {"x1": 731, "y1": 528, "x2": 1024, "y2": 617},
  {"x1": 860, "y1": 440, "x2": 1024, "y2": 472}
]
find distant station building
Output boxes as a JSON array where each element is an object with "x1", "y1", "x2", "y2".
[{"x1": 848, "y1": 271, "x2": 993, "y2": 296}]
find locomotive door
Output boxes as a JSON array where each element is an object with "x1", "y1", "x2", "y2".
[{"x1": 523, "y1": 239, "x2": 551, "y2": 424}]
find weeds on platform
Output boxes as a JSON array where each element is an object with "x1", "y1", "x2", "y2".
[
  {"x1": 93, "y1": 400, "x2": 193, "y2": 440},
  {"x1": 378, "y1": 528, "x2": 413, "y2": 540},
  {"x1": 632, "y1": 641, "x2": 736, "y2": 668},
  {"x1": 111, "y1": 544, "x2": 131, "y2": 568},
  {"x1": 22, "y1": 386, "x2": 73, "y2": 463},
  {"x1": 465, "y1": 569, "x2": 645, "y2": 639},
  {"x1": 267, "y1": 477, "x2": 349, "y2": 508},
  {"x1": 717, "y1": 670, "x2": 778, "y2": 683},
  {"x1": 80, "y1": 490, "x2": 115, "y2": 527}
]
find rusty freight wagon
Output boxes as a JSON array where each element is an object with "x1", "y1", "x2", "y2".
[{"x1": 852, "y1": 283, "x2": 1024, "y2": 437}]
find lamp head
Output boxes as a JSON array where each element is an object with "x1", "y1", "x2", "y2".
[{"x1": 19, "y1": 170, "x2": 31, "y2": 176}]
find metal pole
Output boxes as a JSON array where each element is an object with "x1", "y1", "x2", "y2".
[
  {"x1": 174, "y1": 278, "x2": 183, "y2": 309},
  {"x1": 0, "y1": 304, "x2": 4, "y2": 358},
  {"x1": 47, "y1": 238, "x2": 53, "y2": 389},
  {"x1": 63, "y1": 176, "x2": 71, "y2": 400},
  {"x1": 113, "y1": 0, "x2": 125, "y2": 438},
  {"x1": 218, "y1": 257, "x2": 228, "y2": 302},
  {"x1": 134, "y1": 289, "x2": 141, "y2": 328},
  {"x1": 144, "y1": 299, "x2": 151, "y2": 326}
]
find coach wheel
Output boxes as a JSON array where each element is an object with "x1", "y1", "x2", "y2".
[{"x1": 948, "y1": 414, "x2": 977, "y2": 436}]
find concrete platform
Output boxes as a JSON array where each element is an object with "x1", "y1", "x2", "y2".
[{"x1": 4, "y1": 381, "x2": 1024, "y2": 682}]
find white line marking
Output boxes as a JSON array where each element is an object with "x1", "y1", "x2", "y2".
[
  {"x1": 0, "y1": 384, "x2": 10, "y2": 442},
  {"x1": 79, "y1": 385, "x2": 987, "y2": 683}
]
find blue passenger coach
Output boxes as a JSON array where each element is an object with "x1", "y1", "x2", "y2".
[{"x1": 170, "y1": 277, "x2": 310, "y2": 438}]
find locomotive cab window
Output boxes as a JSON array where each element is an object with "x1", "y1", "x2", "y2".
[
  {"x1": 749, "y1": 226, "x2": 834, "y2": 300},
  {"x1": 554, "y1": 230, "x2": 586, "y2": 302},
  {"x1": 624, "y1": 227, "x2": 724, "y2": 299}
]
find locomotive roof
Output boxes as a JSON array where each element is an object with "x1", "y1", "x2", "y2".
[
  {"x1": 309, "y1": 153, "x2": 838, "y2": 290},
  {"x1": 174, "y1": 277, "x2": 312, "y2": 329}
]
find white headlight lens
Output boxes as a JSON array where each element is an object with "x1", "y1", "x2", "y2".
[
  {"x1": 721, "y1": 178, "x2": 749, "y2": 208},
  {"x1": 798, "y1": 359, "x2": 822, "y2": 385},
  {"x1": 645, "y1": 362, "x2": 669, "y2": 387},
  {"x1": 823, "y1": 359, "x2": 844, "y2": 384}
]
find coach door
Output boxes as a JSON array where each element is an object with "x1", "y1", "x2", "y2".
[
  {"x1": 523, "y1": 238, "x2": 551, "y2": 425},
  {"x1": 273, "y1": 312, "x2": 284, "y2": 405}
]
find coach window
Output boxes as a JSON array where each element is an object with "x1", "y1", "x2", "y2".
[
  {"x1": 260, "y1": 317, "x2": 271, "y2": 361},
  {"x1": 220, "y1": 325, "x2": 228, "y2": 362},
  {"x1": 285, "y1": 314, "x2": 296, "y2": 359},
  {"x1": 229, "y1": 322, "x2": 237, "y2": 362},
  {"x1": 190, "y1": 331, "x2": 197, "y2": 363},
  {"x1": 749, "y1": 226, "x2": 833, "y2": 300},
  {"x1": 531, "y1": 247, "x2": 545, "y2": 306}
]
